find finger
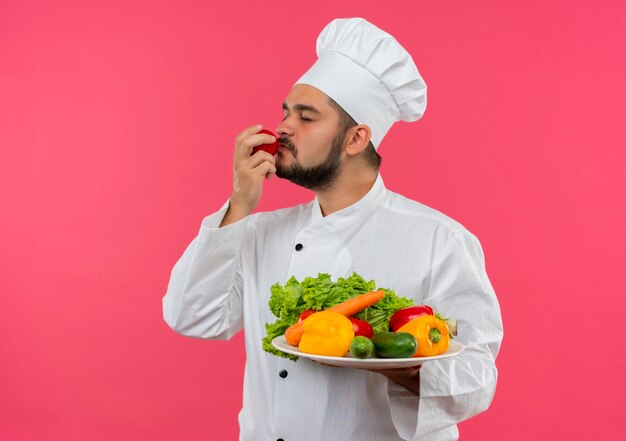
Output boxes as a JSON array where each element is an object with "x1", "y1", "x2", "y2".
[
  {"x1": 265, "y1": 163, "x2": 277, "y2": 179},
  {"x1": 241, "y1": 133, "x2": 278, "y2": 156},
  {"x1": 234, "y1": 125, "x2": 265, "y2": 160},
  {"x1": 388, "y1": 365, "x2": 421, "y2": 371},
  {"x1": 392, "y1": 366, "x2": 421, "y2": 373},
  {"x1": 363, "y1": 365, "x2": 421, "y2": 375},
  {"x1": 235, "y1": 124, "x2": 263, "y2": 145},
  {"x1": 246, "y1": 151, "x2": 276, "y2": 169},
  {"x1": 235, "y1": 133, "x2": 276, "y2": 160},
  {"x1": 252, "y1": 160, "x2": 276, "y2": 179}
]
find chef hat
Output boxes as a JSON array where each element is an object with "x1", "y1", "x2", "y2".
[{"x1": 296, "y1": 18, "x2": 427, "y2": 149}]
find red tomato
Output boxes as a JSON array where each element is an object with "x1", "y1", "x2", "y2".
[
  {"x1": 348, "y1": 317, "x2": 374, "y2": 339},
  {"x1": 389, "y1": 305, "x2": 434, "y2": 332},
  {"x1": 252, "y1": 129, "x2": 279, "y2": 156}
]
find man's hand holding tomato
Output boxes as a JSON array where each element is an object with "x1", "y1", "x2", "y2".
[{"x1": 220, "y1": 125, "x2": 278, "y2": 227}]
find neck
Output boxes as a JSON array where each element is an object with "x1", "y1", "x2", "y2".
[{"x1": 315, "y1": 165, "x2": 378, "y2": 217}]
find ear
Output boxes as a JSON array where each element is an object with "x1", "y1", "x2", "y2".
[{"x1": 344, "y1": 124, "x2": 372, "y2": 157}]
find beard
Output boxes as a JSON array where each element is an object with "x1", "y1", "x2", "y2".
[{"x1": 275, "y1": 132, "x2": 344, "y2": 191}]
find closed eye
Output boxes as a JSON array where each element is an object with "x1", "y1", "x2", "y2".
[
  {"x1": 281, "y1": 113, "x2": 314, "y2": 122},
  {"x1": 282, "y1": 102, "x2": 321, "y2": 123}
]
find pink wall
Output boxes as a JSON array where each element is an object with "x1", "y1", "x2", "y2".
[{"x1": 1, "y1": 1, "x2": 624, "y2": 439}]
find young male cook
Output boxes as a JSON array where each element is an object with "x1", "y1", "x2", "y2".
[{"x1": 163, "y1": 17, "x2": 503, "y2": 441}]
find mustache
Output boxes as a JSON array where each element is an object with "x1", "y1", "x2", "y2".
[{"x1": 278, "y1": 136, "x2": 297, "y2": 156}]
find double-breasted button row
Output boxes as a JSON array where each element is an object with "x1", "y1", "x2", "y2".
[{"x1": 277, "y1": 243, "x2": 300, "y2": 441}]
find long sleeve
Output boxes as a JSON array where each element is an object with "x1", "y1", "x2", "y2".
[
  {"x1": 162, "y1": 203, "x2": 249, "y2": 340},
  {"x1": 387, "y1": 226, "x2": 503, "y2": 440}
]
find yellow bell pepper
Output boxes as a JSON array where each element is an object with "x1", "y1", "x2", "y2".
[
  {"x1": 397, "y1": 314, "x2": 450, "y2": 357},
  {"x1": 299, "y1": 311, "x2": 355, "y2": 357}
]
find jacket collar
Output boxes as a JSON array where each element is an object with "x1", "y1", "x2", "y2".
[{"x1": 309, "y1": 173, "x2": 386, "y2": 229}]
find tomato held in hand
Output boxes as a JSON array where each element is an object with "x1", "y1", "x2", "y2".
[{"x1": 252, "y1": 129, "x2": 279, "y2": 156}]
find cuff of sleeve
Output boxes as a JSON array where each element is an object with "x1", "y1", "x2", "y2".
[
  {"x1": 197, "y1": 200, "x2": 250, "y2": 246},
  {"x1": 387, "y1": 379, "x2": 419, "y2": 440}
]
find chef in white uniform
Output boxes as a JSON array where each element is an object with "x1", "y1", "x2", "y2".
[{"x1": 163, "y1": 17, "x2": 503, "y2": 441}]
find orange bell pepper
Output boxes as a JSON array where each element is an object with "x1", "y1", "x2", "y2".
[{"x1": 397, "y1": 314, "x2": 450, "y2": 357}]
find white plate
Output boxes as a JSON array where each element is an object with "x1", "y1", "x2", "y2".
[{"x1": 272, "y1": 335, "x2": 465, "y2": 369}]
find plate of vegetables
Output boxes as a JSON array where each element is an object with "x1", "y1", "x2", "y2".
[
  {"x1": 272, "y1": 335, "x2": 464, "y2": 369},
  {"x1": 263, "y1": 273, "x2": 464, "y2": 366}
]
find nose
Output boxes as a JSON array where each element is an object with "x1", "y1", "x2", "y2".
[{"x1": 276, "y1": 116, "x2": 295, "y2": 138}]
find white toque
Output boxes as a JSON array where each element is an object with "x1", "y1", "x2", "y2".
[{"x1": 296, "y1": 18, "x2": 428, "y2": 149}]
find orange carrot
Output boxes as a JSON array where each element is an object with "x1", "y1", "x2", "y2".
[
  {"x1": 284, "y1": 290, "x2": 385, "y2": 346},
  {"x1": 327, "y1": 290, "x2": 385, "y2": 316}
]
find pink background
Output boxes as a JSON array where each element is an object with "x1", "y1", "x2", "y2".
[{"x1": 1, "y1": 1, "x2": 625, "y2": 439}]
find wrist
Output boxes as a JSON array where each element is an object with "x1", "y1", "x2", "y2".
[
  {"x1": 220, "y1": 201, "x2": 251, "y2": 228},
  {"x1": 380, "y1": 368, "x2": 420, "y2": 396},
  {"x1": 228, "y1": 194, "x2": 255, "y2": 215}
]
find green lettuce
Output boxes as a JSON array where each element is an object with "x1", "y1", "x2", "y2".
[{"x1": 262, "y1": 272, "x2": 414, "y2": 361}]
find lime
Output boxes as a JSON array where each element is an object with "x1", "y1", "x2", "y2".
[{"x1": 349, "y1": 336, "x2": 375, "y2": 359}]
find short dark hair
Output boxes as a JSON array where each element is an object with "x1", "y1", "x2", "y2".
[{"x1": 327, "y1": 98, "x2": 382, "y2": 171}]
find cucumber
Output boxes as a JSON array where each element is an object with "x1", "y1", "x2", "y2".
[
  {"x1": 371, "y1": 332, "x2": 417, "y2": 358},
  {"x1": 349, "y1": 336, "x2": 375, "y2": 359}
]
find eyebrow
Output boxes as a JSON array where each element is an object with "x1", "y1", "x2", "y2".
[{"x1": 282, "y1": 102, "x2": 322, "y2": 114}]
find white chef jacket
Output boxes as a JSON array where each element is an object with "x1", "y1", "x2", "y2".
[{"x1": 163, "y1": 174, "x2": 503, "y2": 441}]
